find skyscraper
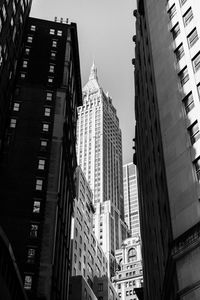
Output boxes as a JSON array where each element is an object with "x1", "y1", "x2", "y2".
[
  {"x1": 0, "y1": 0, "x2": 32, "y2": 151},
  {"x1": 134, "y1": 0, "x2": 200, "y2": 299},
  {"x1": 0, "y1": 17, "x2": 82, "y2": 300},
  {"x1": 123, "y1": 163, "x2": 140, "y2": 237},
  {"x1": 76, "y1": 63, "x2": 128, "y2": 276}
]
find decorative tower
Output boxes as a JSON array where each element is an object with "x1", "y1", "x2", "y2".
[{"x1": 76, "y1": 63, "x2": 128, "y2": 276}]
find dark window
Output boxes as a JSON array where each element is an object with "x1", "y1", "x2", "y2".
[
  {"x1": 193, "y1": 52, "x2": 200, "y2": 72},
  {"x1": 175, "y1": 43, "x2": 184, "y2": 61},
  {"x1": 188, "y1": 28, "x2": 199, "y2": 48},
  {"x1": 183, "y1": 7, "x2": 193, "y2": 26},
  {"x1": 188, "y1": 121, "x2": 200, "y2": 145},
  {"x1": 168, "y1": 4, "x2": 176, "y2": 19},
  {"x1": 171, "y1": 23, "x2": 180, "y2": 39},
  {"x1": 179, "y1": 67, "x2": 189, "y2": 85},
  {"x1": 183, "y1": 92, "x2": 194, "y2": 113},
  {"x1": 194, "y1": 157, "x2": 200, "y2": 181}
]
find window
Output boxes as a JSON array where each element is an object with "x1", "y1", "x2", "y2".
[
  {"x1": 179, "y1": 67, "x2": 189, "y2": 85},
  {"x1": 30, "y1": 25, "x2": 36, "y2": 31},
  {"x1": 74, "y1": 254, "x2": 77, "y2": 263},
  {"x1": 27, "y1": 35, "x2": 33, "y2": 43},
  {"x1": 171, "y1": 23, "x2": 180, "y2": 39},
  {"x1": 194, "y1": 157, "x2": 200, "y2": 181},
  {"x1": 188, "y1": 121, "x2": 200, "y2": 145},
  {"x1": 193, "y1": 52, "x2": 200, "y2": 72},
  {"x1": 42, "y1": 123, "x2": 49, "y2": 132},
  {"x1": 20, "y1": 72, "x2": 26, "y2": 78},
  {"x1": 10, "y1": 118, "x2": 16, "y2": 128},
  {"x1": 46, "y1": 91, "x2": 53, "y2": 101},
  {"x1": 183, "y1": 8, "x2": 193, "y2": 26},
  {"x1": 51, "y1": 51, "x2": 56, "y2": 59},
  {"x1": 188, "y1": 28, "x2": 199, "y2": 48},
  {"x1": 44, "y1": 107, "x2": 51, "y2": 117},
  {"x1": 98, "y1": 283, "x2": 103, "y2": 291},
  {"x1": 23, "y1": 60, "x2": 28, "y2": 68},
  {"x1": 30, "y1": 224, "x2": 39, "y2": 238},
  {"x1": 49, "y1": 65, "x2": 55, "y2": 73},
  {"x1": 183, "y1": 93, "x2": 194, "y2": 113},
  {"x1": 175, "y1": 44, "x2": 184, "y2": 61},
  {"x1": 27, "y1": 248, "x2": 36, "y2": 263},
  {"x1": 57, "y1": 30, "x2": 62, "y2": 36},
  {"x1": 40, "y1": 140, "x2": 48, "y2": 151},
  {"x1": 13, "y1": 103, "x2": 20, "y2": 111},
  {"x1": 35, "y1": 179, "x2": 43, "y2": 190},
  {"x1": 50, "y1": 29, "x2": 55, "y2": 35},
  {"x1": 38, "y1": 159, "x2": 45, "y2": 170},
  {"x1": 48, "y1": 77, "x2": 54, "y2": 83},
  {"x1": 118, "y1": 284, "x2": 121, "y2": 289},
  {"x1": 24, "y1": 275, "x2": 32, "y2": 290},
  {"x1": 33, "y1": 201, "x2": 40, "y2": 213},
  {"x1": 128, "y1": 248, "x2": 137, "y2": 262},
  {"x1": 52, "y1": 40, "x2": 57, "y2": 47},
  {"x1": 25, "y1": 48, "x2": 30, "y2": 55},
  {"x1": 168, "y1": 4, "x2": 176, "y2": 20}
]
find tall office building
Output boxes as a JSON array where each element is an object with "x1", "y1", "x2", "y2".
[
  {"x1": 134, "y1": 0, "x2": 200, "y2": 299},
  {"x1": 76, "y1": 63, "x2": 128, "y2": 276},
  {"x1": 0, "y1": 0, "x2": 32, "y2": 152},
  {"x1": 123, "y1": 163, "x2": 140, "y2": 237},
  {"x1": 0, "y1": 17, "x2": 82, "y2": 300}
]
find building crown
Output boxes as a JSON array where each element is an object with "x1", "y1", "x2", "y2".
[{"x1": 89, "y1": 61, "x2": 98, "y2": 81}]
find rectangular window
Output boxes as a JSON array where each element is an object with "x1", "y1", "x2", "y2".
[
  {"x1": 171, "y1": 23, "x2": 180, "y2": 39},
  {"x1": 27, "y1": 248, "x2": 36, "y2": 263},
  {"x1": 24, "y1": 275, "x2": 32, "y2": 290},
  {"x1": 52, "y1": 40, "x2": 57, "y2": 47},
  {"x1": 33, "y1": 201, "x2": 40, "y2": 213},
  {"x1": 179, "y1": 67, "x2": 189, "y2": 85},
  {"x1": 183, "y1": 8, "x2": 193, "y2": 27},
  {"x1": 40, "y1": 140, "x2": 48, "y2": 150},
  {"x1": 42, "y1": 123, "x2": 49, "y2": 132},
  {"x1": 175, "y1": 43, "x2": 184, "y2": 61},
  {"x1": 46, "y1": 91, "x2": 53, "y2": 101},
  {"x1": 194, "y1": 157, "x2": 200, "y2": 181},
  {"x1": 188, "y1": 121, "x2": 200, "y2": 144},
  {"x1": 35, "y1": 179, "x2": 43, "y2": 190},
  {"x1": 51, "y1": 51, "x2": 56, "y2": 59},
  {"x1": 25, "y1": 48, "x2": 30, "y2": 55},
  {"x1": 44, "y1": 107, "x2": 51, "y2": 117},
  {"x1": 20, "y1": 72, "x2": 26, "y2": 78},
  {"x1": 168, "y1": 4, "x2": 176, "y2": 20},
  {"x1": 188, "y1": 28, "x2": 199, "y2": 48},
  {"x1": 57, "y1": 30, "x2": 62, "y2": 36},
  {"x1": 30, "y1": 224, "x2": 39, "y2": 238},
  {"x1": 48, "y1": 77, "x2": 53, "y2": 83},
  {"x1": 193, "y1": 52, "x2": 200, "y2": 72},
  {"x1": 13, "y1": 103, "x2": 20, "y2": 111},
  {"x1": 49, "y1": 65, "x2": 55, "y2": 73},
  {"x1": 30, "y1": 25, "x2": 36, "y2": 31},
  {"x1": 23, "y1": 60, "x2": 28, "y2": 68},
  {"x1": 38, "y1": 159, "x2": 45, "y2": 170},
  {"x1": 50, "y1": 29, "x2": 55, "y2": 35},
  {"x1": 27, "y1": 36, "x2": 33, "y2": 43},
  {"x1": 10, "y1": 118, "x2": 16, "y2": 128}
]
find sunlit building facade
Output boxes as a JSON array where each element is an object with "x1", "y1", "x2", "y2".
[
  {"x1": 123, "y1": 163, "x2": 140, "y2": 237},
  {"x1": 76, "y1": 64, "x2": 128, "y2": 276},
  {"x1": 134, "y1": 0, "x2": 200, "y2": 299}
]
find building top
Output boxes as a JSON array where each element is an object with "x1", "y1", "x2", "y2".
[{"x1": 83, "y1": 62, "x2": 101, "y2": 93}]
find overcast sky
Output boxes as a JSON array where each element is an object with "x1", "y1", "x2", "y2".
[{"x1": 30, "y1": 0, "x2": 137, "y2": 164}]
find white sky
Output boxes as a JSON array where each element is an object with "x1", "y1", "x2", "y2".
[{"x1": 30, "y1": 0, "x2": 137, "y2": 164}]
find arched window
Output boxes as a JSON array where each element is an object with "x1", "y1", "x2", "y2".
[{"x1": 128, "y1": 248, "x2": 137, "y2": 262}]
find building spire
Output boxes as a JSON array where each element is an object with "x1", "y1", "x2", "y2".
[{"x1": 89, "y1": 60, "x2": 98, "y2": 81}]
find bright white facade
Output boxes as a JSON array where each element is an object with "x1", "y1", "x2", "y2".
[
  {"x1": 76, "y1": 64, "x2": 128, "y2": 276},
  {"x1": 113, "y1": 236, "x2": 143, "y2": 300},
  {"x1": 123, "y1": 163, "x2": 140, "y2": 237}
]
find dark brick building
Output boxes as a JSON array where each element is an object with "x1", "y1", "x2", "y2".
[
  {"x1": 0, "y1": 17, "x2": 82, "y2": 300},
  {"x1": 0, "y1": 0, "x2": 32, "y2": 151}
]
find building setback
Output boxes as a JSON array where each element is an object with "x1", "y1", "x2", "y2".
[
  {"x1": 76, "y1": 63, "x2": 128, "y2": 276},
  {"x1": 0, "y1": 0, "x2": 32, "y2": 152},
  {"x1": 0, "y1": 17, "x2": 82, "y2": 300},
  {"x1": 123, "y1": 163, "x2": 140, "y2": 237},
  {"x1": 134, "y1": 0, "x2": 200, "y2": 299}
]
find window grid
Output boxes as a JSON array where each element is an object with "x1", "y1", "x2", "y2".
[
  {"x1": 183, "y1": 8, "x2": 193, "y2": 27},
  {"x1": 188, "y1": 28, "x2": 199, "y2": 48}
]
